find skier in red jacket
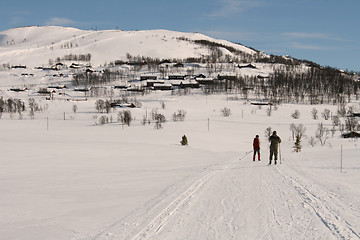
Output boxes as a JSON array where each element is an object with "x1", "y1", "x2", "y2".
[{"x1": 253, "y1": 135, "x2": 261, "y2": 161}]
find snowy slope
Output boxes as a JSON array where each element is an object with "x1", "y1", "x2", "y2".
[
  {"x1": 0, "y1": 91, "x2": 359, "y2": 240},
  {"x1": 0, "y1": 26, "x2": 258, "y2": 68}
]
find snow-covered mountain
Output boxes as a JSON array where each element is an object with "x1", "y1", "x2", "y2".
[{"x1": 0, "y1": 26, "x2": 259, "y2": 68}]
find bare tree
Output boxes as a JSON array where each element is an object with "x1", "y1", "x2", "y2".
[
  {"x1": 153, "y1": 113, "x2": 166, "y2": 129},
  {"x1": 311, "y1": 108, "x2": 318, "y2": 120},
  {"x1": 0, "y1": 97, "x2": 4, "y2": 118},
  {"x1": 105, "y1": 100, "x2": 111, "y2": 114},
  {"x1": 321, "y1": 109, "x2": 331, "y2": 120},
  {"x1": 266, "y1": 105, "x2": 272, "y2": 117},
  {"x1": 308, "y1": 136, "x2": 317, "y2": 147},
  {"x1": 28, "y1": 98, "x2": 37, "y2": 119},
  {"x1": 332, "y1": 115, "x2": 340, "y2": 127},
  {"x1": 345, "y1": 116, "x2": 358, "y2": 132},
  {"x1": 295, "y1": 124, "x2": 306, "y2": 139},
  {"x1": 95, "y1": 99, "x2": 105, "y2": 113},
  {"x1": 72, "y1": 104, "x2": 78, "y2": 114},
  {"x1": 221, "y1": 107, "x2": 231, "y2": 117},
  {"x1": 161, "y1": 102, "x2": 166, "y2": 109},
  {"x1": 291, "y1": 109, "x2": 300, "y2": 119},
  {"x1": 118, "y1": 110, "x2": 132, "y2": 126},
  {"x1": 316, "y1": 122, "x2": 329, "y2": 146},
  {"x1": 290, "y1": 123, "x2": 296, "y2": 140},
  {"x1": 172, "y1": 110, "x2": 186, "y2": 121},
  {"x1": 265, "y1": 127, "x2": 272, "y2": 139}
]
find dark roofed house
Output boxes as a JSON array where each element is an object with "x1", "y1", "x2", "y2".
[
  {"x1": 153, "y1": 83, "x2": 173, "y2": 91},
  {"x1": 69, "y1": 63, "x2": 82, "y2": 69},
  {"x1": 195, "y1": 74, "x2": 206, "y2": 79},
  {"x1": 74, "y1": 87, "x2": 91, "y2": 92},
  {"x1": 21, "y1": 73, "x2": 34, "y2": 77},
  {"x1": 55, "y1": 63, "x2": 64, "y2": 69},
  {"x1": 146, "y1": 80, "x2": 165, "y2": 87},
  {"x1": 173, "y1": 63, "x2": 184, "y2": 68},
  {"x1": 127, "y1": 85, "x2": 145, "y2": 92},
  {"x1": 169, "y1": 75, "x2": 186, "y2": 80},
  {"x1": 217, "y1": 74, "x2": 237, "y2": 80},
  {"x1": 180, "y1": 80, "x2": 200, "y2": 89},
  {"x1": 113, "y1": 85, "x2": 128, "y2": 89},
  {"x1": 159, "y1": 59, "x2": 172, "y2": 65},
  {"x1": 159, "y1": 59, "x2": 172, "y2": 68},
  {"x1": 196, "y1": 78, "x2": 214, "y2": 85},
  {"x1": 11, "y1": 65, "x2": 26, "y2": 69},
  {"x1": 38, "y1": 88, "x2": 54, "y2": 95},
  {"x1": 238, "y1": 63, "x2": 257, "y2": 69},
  {"x1": 342, "y1": 132, "x2": 360, "y2": 138},
  {"x1": 48, "y1": 85, "x2": 66, "y2": 89},
  {"x1": 42, "y1": 67, "x2": 57, "y2": 71},
  {"x1": 257, "y1": 74, "x2": 269, "y2": 79},
  {"x1": 141, "y1": 75, "x2": 157, "y2": 81},
  {"x1": 9, "y1": 87, "x2": 28, "y2": 92}
]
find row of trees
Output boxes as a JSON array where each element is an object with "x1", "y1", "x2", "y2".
[
  {"x1": 201, "y1": 66, "x2": 358, "y2": 104},
  {"x1": 73, "y1": 69, "x2": 114, "y2": 86},
  {"x1": 0, "y1": 97, "x2": 44, "y2": 119},
  {"x1": 291, "y1": 106, "x2": 359, "y2": 151},
  {"x1": 0, "y1": 97, "x2": 25, "y2": 115},
  {"x1": 94, "y1": 99, "x2": 188, "y2": 129},
  {"x1": 265, "y1": 67, "x2": 358, "y2": 104}
]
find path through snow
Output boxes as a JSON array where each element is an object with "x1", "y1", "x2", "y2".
[{"x1": 94, "y1": 154, "x2": 360, "y2": 240}]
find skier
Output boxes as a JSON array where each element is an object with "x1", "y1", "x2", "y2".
[
  {"x1": 269, "y1": 131, "x2": 281, "y2": 165},
  {"x1": 253, "y1": 135, "x2": 260, "y2": 161}
]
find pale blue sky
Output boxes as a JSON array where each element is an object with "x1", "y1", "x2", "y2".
[{"x1": 0, "y1": 0, "x2": 359, "y2": 71}]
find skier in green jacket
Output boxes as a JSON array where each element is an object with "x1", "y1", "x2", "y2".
[{"x1": 269, "y1": 131, "x2": 281, "y2": 165}]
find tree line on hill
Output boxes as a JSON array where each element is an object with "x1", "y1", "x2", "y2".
[{"x1": 71, "y1": 63, "x2": 358, "y2": 105}]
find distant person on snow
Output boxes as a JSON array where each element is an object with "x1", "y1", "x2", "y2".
[
  {"x1": 253, "y1": 135, "x2": 260, "y2": 161},
  {"x1": 269, "y1": 131, "x2": 281, "y2": 165}
]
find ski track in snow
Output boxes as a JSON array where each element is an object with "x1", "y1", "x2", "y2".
[
  {"x1": 129, "y1": 170, "x2": 221, "y2": 240},
  {"x1": 90, "y1": 156, "x2": 360, "y2": 240},
  {"x1": 275, "y1": 167, "x2": 360, "y2": 239},
  {"x1": 92, "y1": 159, "x2": 235, "y2": 240}
]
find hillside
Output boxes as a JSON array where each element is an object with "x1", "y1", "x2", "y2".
[{"x1": 0, "y1": 26, "x2": 259, "y2": 68}]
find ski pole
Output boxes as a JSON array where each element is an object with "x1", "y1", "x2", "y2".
[
  {"x1": 239, "y1": 150, "x2": 253, "y2": 160},
  {"x1": 279, "y1": 143, "x2": 282, "y2": 164}
]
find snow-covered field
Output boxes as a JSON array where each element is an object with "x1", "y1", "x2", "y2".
[
  {"x1": 0, "y1": 89, "x2": 359, "y2": 240},
  {"x1": 0, "y1": 26, "x2": 359, "y2": 240}
]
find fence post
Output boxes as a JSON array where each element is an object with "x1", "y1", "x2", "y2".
[{"x1": 341, "y1": 144, "x2": 343, "y2": 173}]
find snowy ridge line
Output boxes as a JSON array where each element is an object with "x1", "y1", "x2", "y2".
[
  {"x1": 0, "y1": 26, "x2": 258, "y2": 67},
  {"x1": 274, "y1": 167, "x2": 360, "y2": 239},
  {"x1": 129, "y1": 159, "x2": 237, "y2": 240}
]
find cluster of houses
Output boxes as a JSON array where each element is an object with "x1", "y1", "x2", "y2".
[
  {"x1": 113, "y1": 74, "x2": 218, "y2": 92},
  {"x1": 8, "y1": 73, "x2": 239, "y2": 94},
  {"x1": 8, "y1": 61, "x2": 271, "y2": 95}
]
